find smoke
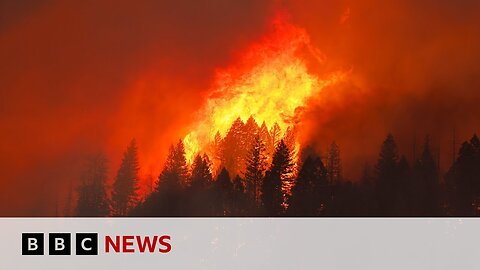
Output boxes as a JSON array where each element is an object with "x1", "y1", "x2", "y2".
[
  {"x1": 285, "y1": 0, "x2": 480, "y2": 178},
  {"x1": 1, "y1": 0, "x2": 479, "y2": 215},
  {"x1": 0, "y1": 0, "x2": 274, "y2": 215}
]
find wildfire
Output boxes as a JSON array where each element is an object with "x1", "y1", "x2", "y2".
[{"x1": 183, "y1": 15, "x2": 345, "y2": 165}]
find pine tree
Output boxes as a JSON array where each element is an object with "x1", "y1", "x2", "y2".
[
  {"x1": 269, "y1": 122, "x2": 282, "y2": 150},
  {"x1": 232, "y1": 175, "x2": 248, "y2": 215},
  {"x1": 223, "y1": 117, "x2": 246, "y2": 177},
  {"x1": 259, "y1": 121, "x2": 272, "y2": 157},
  {"x1": 411, "y1": 136, "x2": 441, "y2": 216},
  {"x1": 190, "y1": 154, "x2": 212, "y2": 189},
  {"x1": 288, "y1": 155, "x2": 328, "y2": 216},
  {"x1": 445, "y1": 134, "x2": 480, "y2": 215},
  {"x1": 244, "y1": 116, "x2": 260, "y2": 150},
  {"x1": 112, "y1": 139, "x2": 140, "y2": 216},
  {"x1": 375, "y1": 134, "x2": 399, "y2": 215},
  {"x1": 327, "y1": 141, "x2": 341, "y2": 183},
  {"x1": 157, "y1": 140, "x2": 188, "y2": 190},
  {"x1": 76, "y1": 154, "x2": 110, "y2": 217},
  {"x1": 213, "y1": 168, "x2": 234, "y2": 216},
  {"x1": 213, "y1": 131, "x2": 224, "y2": 168},
  {"x1": 261, "y1": 140, "x2": 294, "y2": 216},
  {"x1": 244, "y1": 135, "x2": 267, "y2": 204},
  {"x1": 284, "y1": 126, "x2": 297, "y2": 154},
  {"x1": 186, "y1": 154, "x2": 214, "y2": 216}
]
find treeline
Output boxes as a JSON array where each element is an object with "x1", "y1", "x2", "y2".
[{"x1": 73, "y1": 117, "x2": 480, "y2": 217}]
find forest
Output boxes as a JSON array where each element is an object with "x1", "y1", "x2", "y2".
[{"x1": 73, "y1": 116, "x2": 480, "y2": 217}]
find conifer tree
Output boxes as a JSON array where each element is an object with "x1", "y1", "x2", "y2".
[
  {"x1": 223, "y1": 117, "x2": 246, "y2": 177},
  {"x1": 269, "y1": 122, "x2": 282, "y2": 150},
  {"x1": 244, "y1": 135, "x2": 267, "y2": 204},
  {"x1": 259, "y1": 121, "x2": 273, "y2": 157},
  {"x1": 327, "y1": 141, "x2": 341, "y2": 183},
  {"x1": 375, "y1": 134, "x2": 399, "y2": 215},
  {"x1": 261, "y1": 140, "x2": 294, "y2": 216},
  {"x1": 412, "y1": 136, "x2": 440, "y2": 216},
  {"x1": 157, "y1": 140, "x2": 188, "y2": 190},
  {"x1": 446, "y1": 134, "x2": 479, "y2": 215},
  {"x1": 186, "y1": 154, "x2": 213, "y2": 216},
  {"x1": 213, "y1": 168, "x2": 234, "y2": 216},
  {"x1": 112, "y1": 139, "x2": 140, "y2": 216},
  {"x1": 190, "y1": 154, "x2": 212, "y2": 189},
  {"x1": 288, "y1": 155, "x2": 328, "y2": 216},
  {"x1": 76, "y1": 154, "x2": 110, "y2": 217},
  {"x1": 244, "y1": 116, "x2": 260, "y2": 150},
  {"x1": 232, "y1": 175, "x2": 248, "y2": 215}
]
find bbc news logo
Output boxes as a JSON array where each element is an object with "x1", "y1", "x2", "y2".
[{"x1": 21, "y1": 233, "x2": 171, "y2": 255}]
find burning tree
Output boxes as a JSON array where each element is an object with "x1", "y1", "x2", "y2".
[
  {"x1": 244, "y1": 135, "x2": 268, "y2": 205},
  {"x1": 262, "y1": 140, "x2": 294, "y2": 216}
]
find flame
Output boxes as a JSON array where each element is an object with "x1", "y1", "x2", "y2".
[{"x1": 183, "y1": 15, "x2": 345, "y2": 165}]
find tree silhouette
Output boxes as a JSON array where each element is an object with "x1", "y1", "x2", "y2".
[
  {"x1": 411, "y1": 136, "x2": 441, "y2": 216},
  {"x1": 75, "y1": 154, "x2": 110, "y2": 217},
  {"x1": 244, "y1": 135, "x2": 268, "y2": 205},
  {"x1": 327, "y1": 141, "x2": 342, "y2": 183},
  {"x1": 212, "y1": 168, "x2": 234, "y2": 216},
  {"x1": 375, "y1": 134, "x2": 399, "y2": 215},
  {"x1": 244, "y1": 116, "x2": 260, "y2": 151},
  {"x1": 157, "y1": 140, "x2": 189, "y2": 190},
  {"x1": 445, "y1": 134, "x2": 480, "y2": 216},
  {"x1": 232, "y1": 175, "x2": 248, "y2": 216},
  {"x1": 223, "y1": 117, "x2": 246, "y2": 177},
  {"x1": 132, "y1": 140, "x2": 189, "y2": 216},
  {"x1": 261, "y1": 140, "x2": 294, "y2": 216},
  {"x1": 288, "y1": 155, "x2": 328, "y2": 216},
  {"x1": 190, "y1": 154, "x2": 213, "y2": 189},
  {"x1": 259, "y1": 121, "x2": 273, "y2": 158},
  {"x1": 186, "y1": 154, "x2": 214, "y2": 216},
  {"x1": 269, "y1": 122, "x2": 282, "y2": 151},
  {"x1": 112, "y1": 139, "x2": 140, "y2": 216}
]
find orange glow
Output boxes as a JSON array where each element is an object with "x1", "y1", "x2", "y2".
[{"x1": 183, "y1": 15, "x2": 345, "y2": 164}]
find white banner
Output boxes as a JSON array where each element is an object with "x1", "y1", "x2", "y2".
[{"x1": 0, "y1": 218, "x2": 478, "y2": 269}]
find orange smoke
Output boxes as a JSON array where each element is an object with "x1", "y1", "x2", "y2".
[{"x1": 183, "y1": 14, "x2": 345, "y2": 164}]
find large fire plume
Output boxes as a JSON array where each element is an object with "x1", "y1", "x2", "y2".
[{"x1": 183, "y1": 15, "x2": 345, "y2": 165}]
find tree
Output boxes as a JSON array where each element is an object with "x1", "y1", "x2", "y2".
[
  {"x1": 288, "y1": 155, "x2": 328, "y2": 216},
  {"x1": 445, "y1": 134, "x2": 480, "y2": 216},
  {"x1": 112, "y1": 139, "x2": 140, "y2": 216},
  {"x1": 212, "y1": 168, "x2": 234, "y2": 216},
  {"x1": 232, "y1": 175, "x2": 248, "y2": 216},
  {"x1": 259, "y1": 121, "x2": 272, "y2": 157},
  {"x1": 186, "y1": 154, "x2": 214, "y2": 216},
  {"x1": 269, "y1": 122, "x2": 282, "y2": 151},
  {"x1": 190, "y1": 154, "x2": 213, "y2": 189},
  {"x1": 212, "y1": 131, "x2": 224, "y2": 168},
  {"x1": 284, "y1": 126, "x2": 297, "y2": 154},
  {"x1": 375, "y1": 134, "x2": 399, "y2": 215},
  {"x1": 139, "y1": 140, "x2": 189, "y2": 216},
  {"x1": 76, "y1": 154, "x2": 110, "y2": 217},
  {"x1": 411, "y1": 136, "x2": 441, "y2": 216},
  {"x1": 261, "y1": 140, "x2": 294, "y2": 216},
  {"x1": 244, "y1": 135, "x2": 268, "y2": 204},
  {"x1": 326, "y1": 141, "x2": 341, "y2": 183},
  {"x1": 243, "y1": 116, "x2": 260, "y2": 151},
  {"x1": 157, "y1": 140, "x2": 189, "y2": 190},
  {"x1": 223, "y1": 117, "x2": 246, "y2": 177}
]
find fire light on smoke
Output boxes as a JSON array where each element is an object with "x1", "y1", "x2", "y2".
[{"x1": 183, "y1": 15, "x2": 345, "y2": 164}]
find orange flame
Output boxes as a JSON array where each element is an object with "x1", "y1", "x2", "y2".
[{"x1": 184, "y1": 15, "x2": 345, "y2": 164}]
